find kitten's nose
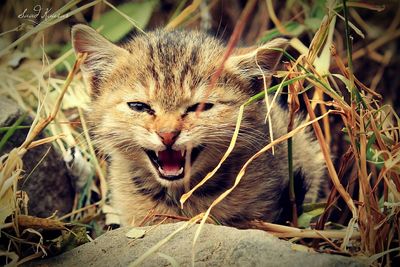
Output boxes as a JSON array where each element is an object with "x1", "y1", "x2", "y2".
[{"x1": 158, "y1": 131, "x2": 180, "y2": 146}]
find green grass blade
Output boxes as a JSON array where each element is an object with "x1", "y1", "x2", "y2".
[{"x1": 0, "y1": 112, "x2": 28, "y2": 152}]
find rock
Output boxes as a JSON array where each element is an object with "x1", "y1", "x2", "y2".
[
  {"x1": 0, "y1": 96, "x2": 74, "y2": 217},
  {"x1": 30, "y1": 222, "x2": 365, "y2": 267},
  {"x1": 0, "y1": 96, "x2": 21, "y2": 126},
  {"x1": 18, "y1": 143, "x2": 74, "y2": 218}
]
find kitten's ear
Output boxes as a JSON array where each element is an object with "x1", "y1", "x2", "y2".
[
  {"x1": 71, "y1": 24, "x2": 129, "y2": 81},
  {"x1": 225, "y1": 38, "x2": 288, "y2": 79}
]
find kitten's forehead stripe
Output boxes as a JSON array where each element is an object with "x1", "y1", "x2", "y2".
[
  {"x1": 147, "y1": 42, "x2": 159, "y2": 85},
  {"x1": 118, "y1": 30, "x2": 235, "y2": 110},
  {"x1": 137, "y1": 31, "x2": 216, "y2": 108},
  {"x1": 180, "y1": 46, "x2": 200, "y2": 90},
  {"x1": 179, "y1": 61, "x2": 190, "y2": 88}
]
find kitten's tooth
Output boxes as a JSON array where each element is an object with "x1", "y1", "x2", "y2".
[
  {"x1": 177, "y1": 167, "x2": 183, "y2": 175},
  {"x1": 181, "y1": 150, "x2": 185, "y2": 157},
  {"x1": 156, "y1": 151, "x2": 159, "y2": 158}
]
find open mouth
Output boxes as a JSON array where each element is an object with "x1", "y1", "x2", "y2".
[{"x1": 145, "y1": 147, "x2": 202, "y2": 181}]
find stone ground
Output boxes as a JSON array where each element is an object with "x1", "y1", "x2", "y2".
[{"x1": 30, "y1": 222, "x2": 365, "y2": 267}]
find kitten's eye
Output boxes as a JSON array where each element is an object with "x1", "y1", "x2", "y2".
[
  {"x1": 127, "y1": 102, "x2": 154, "y2": 114},
  {"x1": 186, "y1": 103, "x2": 214, "y2": 113}
]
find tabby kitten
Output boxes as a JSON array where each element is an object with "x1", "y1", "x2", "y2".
[{"x1": 71, "y1": 24, "x2": 326, "y2": 227}]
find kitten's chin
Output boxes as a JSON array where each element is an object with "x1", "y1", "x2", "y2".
[
  {"x1": 144, "y1": 146, "x2": 203, "y2": 183},
  {"x1": 154, "y1": 176, "x2": 186, "y2": 187}
]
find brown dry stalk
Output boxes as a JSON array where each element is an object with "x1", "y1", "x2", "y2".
[
  {"x1": 153, "y1": 214, "x2": 190, "y2": 221},
  {"x1": 15, "y1": 252, "x2": 45, "y2": 266},
  {"x1": 271, "y1": 230, "x2": 360, "y2": 239},
  {"x1": 197, "y1": 0, "x2": 257, "y2": 115},
  {"x1": 252, "y1": 221, "x2": 360, "y2": 239},
  {"x1": 351, "y1": 29, "x2": 400, "y2": 62},
  {"x1": 359, "y1": 110, "x2": 371, "y2": 208},
  {"x1": 58, "y1": 201, "x2": 100, "y2": 221},
  {"x1": 357, "y1": 111, "x2": 379, "y2": 255},
  {"x1": 26, "y1": 134, "x2": 66, "y2": 150},
  {"x1": 287, "y1": 62, "x2": 301, "y2": 226},
  {"x1": 302, "y1": 93, "x2": 358, "y2": 250},
  {"x1": 310, "y1": 87, "x2": 332, "y2": 146},
  {"x1": 314, "y1": 147, "x2": 355, "y2": 237},
  {"x1": 18, "y1": 53, "x2": 86, "y2": 155},
  {"x1": 178, "y1": 0, "x2": 220, "y2": 29},
  {"x1": 266, "y1": 0, "x2": 289, "y2": 35},
  {"x1": 16, "y1": 215, "x2": 68, "y2": 230},
  {"x1": 165, "y1": 0, "x2": 202, "y2": 30},
  {"x1": 331, "y1": 45, "x2": 381, "y2": 98}
]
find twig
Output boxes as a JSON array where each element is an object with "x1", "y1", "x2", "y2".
[
  {"x1": 165, "y1": 0, "x2": 202, "y2": 30},
  {"x1": 18, "y1": 53, "x2": 86, "y2": 155},
  {"x1": 251, "y1": 221, "x2": 360, "y2": 239},
  {"x1": 16, "y1": 215, "x2": 69, "y2": 230},
  {"x1": 287, "y1": 62, "x2": 301, "y2": 226},
  {"x1": 351, "y1": 29, "x2": 400, "y2": 62},
  {"x1": 302, "y1": 93, "x2": 358, "y2": 250},
  {"x1": 153, "y1": 214, "x2": 190, "y2": 221},
  {"x1": 266, "y1": 0, "x2": 289, "y2": 34},
  {"x1": 16, "y1": 252, "x2": 45, "y2": 266},
  {"x1": 58, "y1": 201, "x2": 101, "y2": 221}
]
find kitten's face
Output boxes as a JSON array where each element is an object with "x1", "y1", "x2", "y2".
[
  {"x1": 94, "y1": 75, "x2": 243, "y2": 186},
  {"x1": 72, "y1": 26, "x2": 286, "y2": 186}
]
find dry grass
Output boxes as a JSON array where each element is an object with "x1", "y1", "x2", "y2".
[{"x1": 0, "y1": 0, "x2": 399, "y2": 266}]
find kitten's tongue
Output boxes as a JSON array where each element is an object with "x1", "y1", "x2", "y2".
[{"x1": 158, "y1": 149, "x2": 184, "y2": 176}]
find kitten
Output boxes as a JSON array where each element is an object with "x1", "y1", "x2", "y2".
[{"x1": 71, "y1": 24, "x2": 326, "y2": 227}]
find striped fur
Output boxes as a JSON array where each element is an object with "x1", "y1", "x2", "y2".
[{"x1": 72, "y1": 25, "x2": 326, "y2": 227}]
